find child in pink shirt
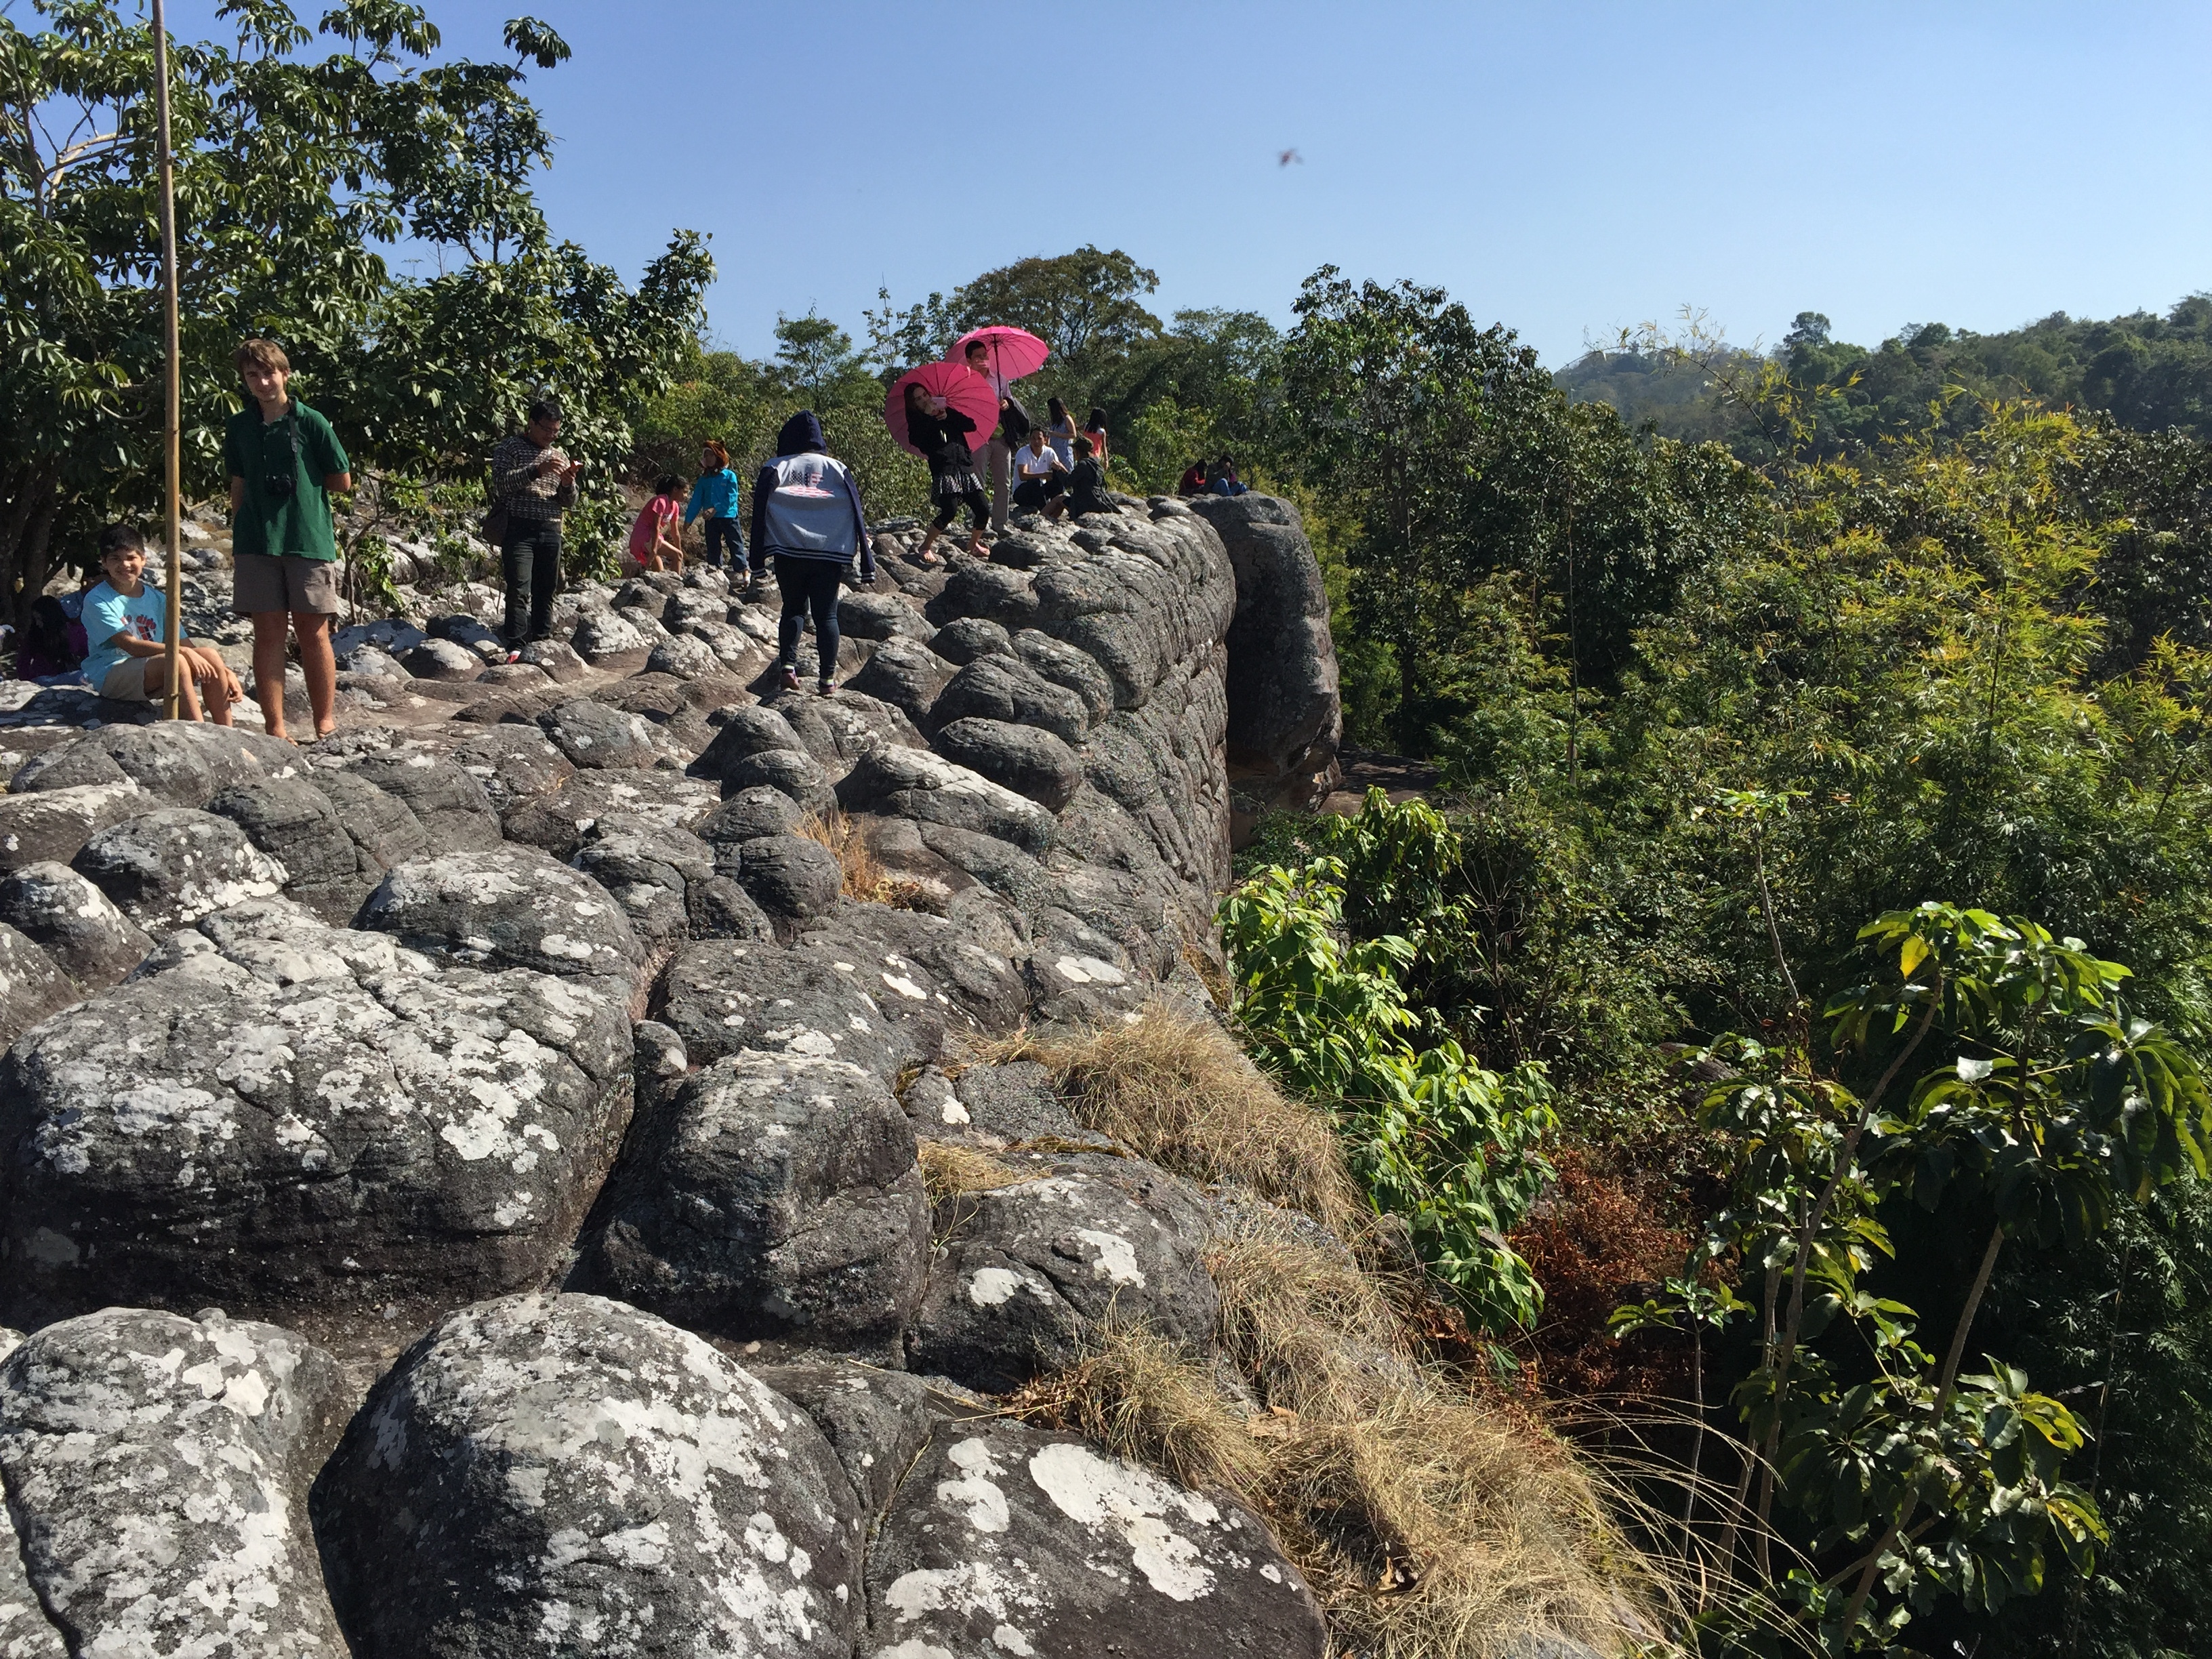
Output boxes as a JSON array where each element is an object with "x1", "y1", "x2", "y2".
[{"x1": 629, "y1": 475, "x2": 684, "y2": 573}]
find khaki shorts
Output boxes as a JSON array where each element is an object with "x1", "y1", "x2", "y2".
[
  {"x1": 234, "y1": 552, "x2": 342, "y2": 615},
  {"x1": 99, "y1": 659, "x2": 155, "y2": 701}
]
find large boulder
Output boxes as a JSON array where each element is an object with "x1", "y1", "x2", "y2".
[
  {"x1": 70, "y1": 806, "x2": 287, "y2": 933},
  {"x1": 311, "y1": 766, "x2": 434, "y2": 872},
  {"x1": 909, "y1": 1153, "x2": 1220, "y2": 1393},
  {"x1": 934, "y1": 716, "x2": 1084, "y2": 811},
  {"x1": 567, "y1": 814, "x2": 718, "y2": 949},
  {"x1": 0, "y1": 779, "x2": 148, "y2": 875},
  {"x1": 690, "y1": 704, "x2": 808, "y2": 783},
  {"x1": 836, "y1": 747, "x2": 1057, "y2": 854},
  {"x1": 446, "y1": 720, "x2": 574, "y2": 810},
  {"x1": 753, "y1": 1358, "x2": 932, "y2": 1518},
  {"x1": 930, "y1": 559, "x2": 1040, "y2": 630},
  {"x1": 794, "y1": 900, "x2": 1030, "y2": 1036},
  {"x1": 8, "y1": 721, "x2": 302, "y2": 808},
  {"x1": 0, "y1": 926, "x2": 75, "y2": 1048},
  {"x1": 866, "y1": 1417, "x2": 1327, "y2": 1659},
  {"x1": 359, "y1": 844, "x2": 645, "y2": 989},
  {"x1": 342, "y1": 748, "x2": 503, "y2": 851},
  {"x1": 0, "y1": 898, "x2": 633, "y2": 1336},
  {"x1": 835, "y1": 588, "x2": 934, "y2": 643},
  {"x1": 843, "y1": 636, "x2": 953, "y2": 729},
  {"x1": 0, "y1": 1308, "x2": 350, "y2": 1658},
  {"x1": 657, "y1": 938, "x2": 937, "y2": 1082},
  {"x1": 500, "y1": 767, "x2": 719, "y2": 859},
  {"x1": 696, "y1": 783, "x2": 806, "y2": 853},
  {"x1": 208, "y1": 774, "x2": 376, "y2": 924},
  {"x1": 0, "y1": 861, "x2": 150, "y2": 991},
  {"x1": 933, "y1": 652, "x2": 1091, "y2": 742},
  {"x1": 720, "y1": 746, "x2": 838, "y2": 815},
  {"x1": 571, "y1": 607, "x2": 651, "y2": 664},
  {"x1": 537, "y1": 696, "x2": 678, "y2": 770},
  {"x1": 1189, "y1": 492, "x2": 1343, "y2": 806},
  {"x1": 311, "y1": 1292, "x2": 862, "y2": 1658},
  {"x1": 733, "y1": 832, "x2": 844, "y2": 920},
  {"x1": 928, "y1": 615, "x2": 1015, "y2": 666},
  {"x1": 573, "y1": 1051, "x2": 928, "y2": 1361}
]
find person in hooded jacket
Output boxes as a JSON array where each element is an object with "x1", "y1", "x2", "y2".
[{"x1": 750, "y1": 410, "x2": 877, "y2": 694}]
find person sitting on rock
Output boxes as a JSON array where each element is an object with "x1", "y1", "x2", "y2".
[
  {"x1": 1011, "y1": 428, "x2": 1070, "y2": 514},
  {"x1": 1208, "y1": 455, "x2": 1250, "y2": 497},
  {"x1": 1176, "y1": 458, "x2": 1210, "y2": 497},
  {"x1": 750, "y1": 409, "x2": 876, "y2": 695},
  {"x1": 82, "y1": 523, "x2": 241, "y2": 722},
  {"x1": 1047, "y1": 436, "x2": 1111, "y2": 521}
]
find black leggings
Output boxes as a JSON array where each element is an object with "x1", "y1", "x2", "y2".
[
  {"x1": 776, "y1": 558, "x2": 843, "y2": 682},
  {"x1": 931, "y1": 486, "x2": 987, "y2": 532}
]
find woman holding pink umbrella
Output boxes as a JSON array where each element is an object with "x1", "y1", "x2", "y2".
[{"x1": 907, "y1": 382, "x2": 987, "y2": 564}]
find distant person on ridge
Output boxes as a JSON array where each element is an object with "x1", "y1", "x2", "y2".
[
  {"x1": 684, "y1": 441, "x2": 749, "y2": 585},
  {"x1": 487, "y1": 397, "x2": 579, "y2": 651},
  {"x1": 1208, "y1": 455, "x2": 1250, "y2": 496},
  {"x1": 1044, "y1": 397, "x2": 1078, "y2": 471},
  {"x1": 907, "y1": 382, "x2": 987, "y2": 565},
  {"x1": 1177, "y1": 458, "x2": 1210, "y2": 497},
  {"x1": 226, "y1": 337, "x2": 351, "y2": 740},
  {"x1": 750, "y1": 409, "x2": 875, "y2": 695},
  {"x1": 1081, "y1": 406, "x2": 1111, "y2": 471}
]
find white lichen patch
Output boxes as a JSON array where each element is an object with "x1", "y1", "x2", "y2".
[{"x1": 1028, "y1": 1442, "x2": 1221, "y2": 1601}]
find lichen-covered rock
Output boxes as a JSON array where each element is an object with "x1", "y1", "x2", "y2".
[
  {"x1": 0, "y1": 861, "x2": 148, "y2": 991},
  {"x1": 866, "y1": 1416, "x2": 1326, "y2": 1659},
  {"x1": 341, "y1": 748, "x2": 503, "y2": 851},
  {"x1": 836, "y1": 748, "x2": 1056, "y2": 853},
  {"x1": 72, "y1": 806, "x2": 287, "y2": 933},
  {"x1": 734, "y1": 832, "x2": 844, "y2": 920},
  {"x1": 645, "y1": 630, "x2": 723, "y2": 680},
  {"x1": 835, "y1": 588, "x2": 934, "y2": 644},
  {"x1": 8, "y1": 721, "x2": 304, "y2": 808},
  {"x1": 754, "y1": 1358, "x2": 931, "y2": 1517},
  {"x1": 690, "y1": 704, "x2": 808, "y2": 782},
  {"x1": 777, "y1": 691, "x2": 926, "y2": 771},
  {"x1": 0, "y1": 1526, "x2": 64, "y2": 1657},
  {"x1": 909, "y1": 1153, "x2": 1219, "y2": 1393},
  {"x1": 0, "y1": 925, "x2": 74, "y2": 1048},
  {"x1": 0, "y1": 1307, "x2": 350, "y2": 1659},
  {"x1": 658, "y1": 938, "x2": 936, "y2": 1082},
  {"x1": 937, "y1": 1059, "x2": 1111, "y2": 1151},
  {"x1": 401, "y1": 637, "x2": 480, "y2": 680},
  {"x1": 0, "y1": 899, "x2": 632, "y2": 1334},
  {"x1": 209, "y1": 775, "x2": 375, "y2": 924},
  {"x1": 359, "y1": 844, "x2": 644, "y2": 989},
  {"x1": 447, "y1": 720, "x2": 574, "y2": 811},
  {"x1": 573, "y1": 1051, "x2": 927, "y2": 1361},
  {"x1": 794, "y1": 901, "x2": 1029, "y2": 1036},
  {"x1": 571, "y1": 608, "x2": 651, "y2": 663},
  {"x1": 499, "y1": 767, "x2": 719, "y2": 859},
  {"x1": 0, "y1": 779, "x2": 148, "y2": 875},
  {"x1": 934, "y1": 716, "x2": 1084, "y2": 811},
  {"x1": 537, "y1": 697, "x2": 677, "y2": 770},
  {"x1": 567, "y1": 814, "x2": 718, "y2": 949},
  {"x1": 311, "y1": 1292, "x2": 861, "y2": 1658}
]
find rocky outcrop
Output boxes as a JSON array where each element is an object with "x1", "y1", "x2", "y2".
[
  {"x1": 1190, "y1": 492, "x2": 1343, "y2": 810},
  {"x1": 0, "y1": 493, "x2": 1360, "y2": 1659}
]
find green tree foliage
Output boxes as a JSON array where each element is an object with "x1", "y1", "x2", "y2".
[{"x1": 0, "y1": 0, "x2": 710, "y2": 599}]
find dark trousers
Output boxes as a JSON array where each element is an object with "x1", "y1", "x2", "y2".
[
  {"x1": 500, "y1": 518, "x2": 561, "y2": 642},
  {"x1": 702, "y1": 517, "x2": 747, "y2": 571},
  {"x1": 776, "y1": 558, "x2": 844, "y2": 682}
]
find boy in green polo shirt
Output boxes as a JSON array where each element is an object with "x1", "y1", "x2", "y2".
[{"x1": 224, "y1": 338, "x2": 351, "y2": 742}]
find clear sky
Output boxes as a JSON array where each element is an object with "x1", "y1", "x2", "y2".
[{"x1": 169, "y1": 0, "x2": 2212, "y2": 365}]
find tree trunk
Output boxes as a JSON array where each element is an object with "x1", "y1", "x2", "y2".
[{"x1": 0, "y1": 464, "x2": 62, "y2": 628}]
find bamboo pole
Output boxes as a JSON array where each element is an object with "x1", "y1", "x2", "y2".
[{"x1": 151, "y1": 0, "x2": 182, "y2": 719}]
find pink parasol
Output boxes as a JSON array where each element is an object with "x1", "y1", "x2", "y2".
[
  {"x1": 951, "y1": 325, "x2": 1050, "y2": 389},
  {"x1": 884, "y1": 359, "x2": 1001, "y2": 459}
]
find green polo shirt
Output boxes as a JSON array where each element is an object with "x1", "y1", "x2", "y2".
[{"x1": 222, "y1": 399, "x2": 348, "y2": 561}]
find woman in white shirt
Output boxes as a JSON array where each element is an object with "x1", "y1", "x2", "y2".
[{"x1": 1011, "y1": 428, "x2": 1071, "y2": 512}]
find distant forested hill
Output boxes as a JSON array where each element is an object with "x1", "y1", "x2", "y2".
[{"x1": 1558, "y1": 295, "x2": 2212, "y2": 452}]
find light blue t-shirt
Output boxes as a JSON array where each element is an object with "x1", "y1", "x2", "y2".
[{"x1": 81, "y1": 579, "x2": 167, "y2": 693}]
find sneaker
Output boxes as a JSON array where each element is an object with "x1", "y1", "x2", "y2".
[
  {"x1": 779, "y1": 665, "x2": 801, "y2": 693},
  {"x1": 815, "y1": 679, "x2": 834, "y2": 697}
]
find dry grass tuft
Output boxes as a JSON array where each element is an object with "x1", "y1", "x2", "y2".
[
  {"x1": 1008, "y1": 1322, "x2": 1266, "y2": 1496},
  {"x1": 1004, "y1": 1199, "x2": 1673, "y2": 1655},
  {"x1": 989, "y1": 1001, "x2": 1362, "y2": 1233},
  {"x1": 798, "y1": 810, "x2": 936, "y2": 910},
  {"x1": 916, "y1": 1140, "x2": 1038, "y2": 1202}
]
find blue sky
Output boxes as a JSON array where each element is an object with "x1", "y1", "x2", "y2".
[{"x1": 166, "y1": 0, "x2": 2212, "y2": 365}]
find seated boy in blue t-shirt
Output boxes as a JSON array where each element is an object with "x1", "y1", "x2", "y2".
[{"x1": 83, "y1": 524, "x2": 242, "y2": 722}]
